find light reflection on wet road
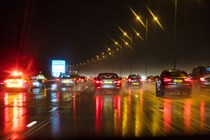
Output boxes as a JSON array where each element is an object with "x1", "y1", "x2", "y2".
[{"x1": 0, "y1": 81, "x2": 210, "y2": 139}]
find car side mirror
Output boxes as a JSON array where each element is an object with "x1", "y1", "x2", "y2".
[{"x1": 156, "y1": 76, "x2": 160, "y2": 80}]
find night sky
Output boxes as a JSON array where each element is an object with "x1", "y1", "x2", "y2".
[{"x1": 0, "y1": 0, "x2": 210, "y2": 77}]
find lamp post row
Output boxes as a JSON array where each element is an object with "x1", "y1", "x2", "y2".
[{"x1": 71, "y1": 3, "x2": 171, "y2": 77}]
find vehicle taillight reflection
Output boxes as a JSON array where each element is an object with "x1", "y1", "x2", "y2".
[
  {"x1": 114, "y1": 96, "x2": 121, "y2": 120},
  {"x1": 200, "y1": 101, "x2": 205, "y2": 130},
  {"x1": 163, "y1": 99, "x2": 171, "y2": 134},
  {"x1": 184, "y1": 100, "x2": 191, "y2": 134},
  {"x1": 3, "y1": 93, "x2": 27, "y2": 136},
  {"x1": 95, "y1": 96, "x2": 102, "y2": 134}
]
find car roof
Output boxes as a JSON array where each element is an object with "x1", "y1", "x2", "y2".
[
  {"x1": 98, "y1": 73, "x2": 118, "y2": 75},
  {"x1": 162, "y1": 69, "x2": 187, "y2": 73}
]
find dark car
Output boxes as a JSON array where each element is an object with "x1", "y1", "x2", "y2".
[
  {"x1": 189, "y1": 65, "x2": 210, "y2": 89},
  {"x1": 126, "y1": 74, "x2": 143, "y2": 88},
  {"x1": 79, "y1": 76, "x2": 88, "y2": 83},
  {"x1": 94, "y1": 73, "x2": 122, "y2": 92},
  {"x1": 156, "y1": 69, "x2": 192, "y2": 97},
  {"x1": 146, "y1": 75, "x2": 158, "y2": 82}
]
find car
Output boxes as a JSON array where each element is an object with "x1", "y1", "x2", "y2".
[
  {"x1": 94, "y1": 72, "x2": 122, "y2": 92},
  {"x1": 56, "y1": 73, "x2": 78, "y2": 87},
  {"x1": 146, "y1": 75, "x2": 158, "y2": 82},
  {"x1": 189, "y1": 65, "x2": 210, "y2": 89},
  {"x1": 30, "y1": 75, "x2": 46, "y2": 88},
  {"x1": 4, "y1": 71, "x2": 33, "y2": 92},
  {"x1": 126, "y1": 74, "x2": 143, "y2": 88},
  {"x1": 79, "y1": 76, "x2": 88, "y2": 83},
  {"x1": 156, "y1": 69, "x2": 192, "y2": 97}
]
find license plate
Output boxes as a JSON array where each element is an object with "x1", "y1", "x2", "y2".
[
  {"x1": 63, "y1": 80, "x2": 70, "y2": 83},
  {"x1": 11, "y1": 81, "x2": 18, "y2": 84},
  {"x1": 132, "y1": 82, "x2": 139, "y2": 85},
  {"x1": 174, "y1": 79, "x2": 183, "y2": 82},
  {"x1": 104, "y1": 81, "x2": 112, "y2": 84}
]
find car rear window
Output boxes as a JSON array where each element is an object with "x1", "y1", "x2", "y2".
[
  {"x1": 60, "y1": 74, "x2": 79, "y2": 79},
  {"x1": 129, "y1": 75, "x2": 140, "y2": 79},
  {"x1": 165, "y1": 72, "x2": 188, "y2": 77},
  {"x1": 98, "y1": 73, "x2": 118, "y2": 79},
  {"x1": 203, "y1": 67, "x2": 210, "y2": 74},
  {"x1": 60, "y1": 74, "x2": 71, "y2": 78}
]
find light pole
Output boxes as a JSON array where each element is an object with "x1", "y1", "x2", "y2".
[
  {"x1": 123, "y1": 32, "x2": 133, "y2": 74},
  {"x1": 173, "y1": 0, "x2": 177, "y2": 70},
  {"x1": 115, "y1": 42, "x2": 123, "y2": 76},
  {"x1": 145, "y1": 18, "x2": 148, "y2": 77},
  {"x1": 136, "y1": 15, "x2": 161, "y2": 77},
  {"x1": 106, "y1": 47, "x2": 114, "y2": 72}
]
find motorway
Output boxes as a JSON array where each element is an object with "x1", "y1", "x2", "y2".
[{"x1": 0, "y1": 80, "x2": 210, "y2": 139}]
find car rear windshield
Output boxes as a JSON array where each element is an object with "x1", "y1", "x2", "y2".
[
  {"x1": 60, "y1": 74, "x2": 79, "y2": 79},
  {"x1": 203, "y1": 67, "x2": 210, "y2": 74},
  {"x1": 165, "y1": 72, "x2": 188, "y2": 77},
  {"x1": 129, "y1": 75, "x2": 140, "y2": 79},
  {"x1": 98, "y1": 73, "x2": 118, "y2": 79}
]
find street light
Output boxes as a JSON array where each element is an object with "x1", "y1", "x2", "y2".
[
  {"x1": 136, "y1": 15, "x2": 162, "y2": 77},
  {"x1": 122, "y1": 32, "x2": 134, "y2": 74},
  {"x1": 130, "y1": 5, "x2": 164, "y2": 77},
  {"x1": 106, "y1": 47, "x2": 115, "y2": 72}
]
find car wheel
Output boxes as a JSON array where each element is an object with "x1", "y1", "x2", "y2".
[
  {"x1": 158, "y1": 85, "x2": 165, "y2": 97},
  {"x1": 156, "y1": 84, "x2": 161, "y2": 97},
  {"x1": 156, "y1": 88, "x2": 159, "y2": 97}
]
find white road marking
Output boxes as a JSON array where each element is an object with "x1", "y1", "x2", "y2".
[
  {"x1": 49, "y1": 107, "x2": 58, "y2": 112},
  {"x1": 27, "y1": 121, "x2": 37, "y2": 128}
]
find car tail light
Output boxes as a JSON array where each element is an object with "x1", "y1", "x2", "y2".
[
  {"x1": 163, "y1": 78, "x2": 172, "y2": 82},
  {"x1": 128, "y1": 78, "x2": 131, "y2": 82},
  {"x1": 96, "y1": 80, "x2": 103, "y2": 84},
  {"x1": 139, "y1": 78, "x2": 143, "y2": 82},
  {"x1": 114, "y1": 80, "x2": 121, "y2": 84},
  {"x1": 184, "y1": 78, "x2": 191, "y2": 82},
  {"x1": 200, "y1": 77, "x2": 205, "y2": 82},
  {"x1": 56, "y1": 78, "x2": 60, "y2": 82}
]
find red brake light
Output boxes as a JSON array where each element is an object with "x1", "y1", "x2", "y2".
[
  {"x1": 163, "y1": 78, "x2": 172, "y2": 82},
  {"x1": 139, "y1": 78, "x2": 143, "y2": 82},
  {"x1": 12, "y1": 71, "x2": 22, "y2": 76},
  {"x1": 56, "y1": 78, "x2": 60, "y2": 82},
  {"x1": 114, "y1": 80, "x2": 121, "y2": 84},
  {"x1": 96, "y1": 80, "x2": 103, "y2": 84},
  {"x1": 128, "y1": 78, "x2": 131, "y2": 82},
  {"x1": 200, "y1": 77, "x2": 205, "y2": 82},
  {"x1": 184, "y1": 78, "x2": 191, "y2": 82}
]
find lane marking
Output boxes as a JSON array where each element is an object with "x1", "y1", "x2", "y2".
[
  {"x1": 49, "y1": 107, "x2": 58, "y2": 112},
  {"x1": 27, "y1": 121, "x2": 37, "y2": 128}
]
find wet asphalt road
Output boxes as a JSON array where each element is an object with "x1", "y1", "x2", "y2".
[{"x1": 1, "y1": 80, "x2": 210, "y2": 139}]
